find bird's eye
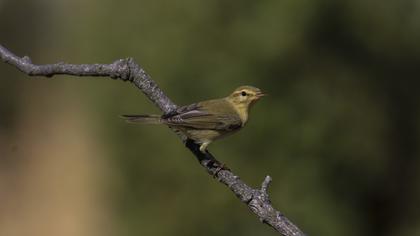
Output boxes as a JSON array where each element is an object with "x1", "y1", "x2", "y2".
[{"x1": 241, "y1": 91, "x2": 247, "y2": 96}]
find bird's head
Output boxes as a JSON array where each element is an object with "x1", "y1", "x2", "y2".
[{"x1": 227, "y1": 85, "x2": 265, "y2": 111}]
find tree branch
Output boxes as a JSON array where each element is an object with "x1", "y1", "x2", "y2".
[{"x1": 0, "y1": 44, "x2": 305, "y2": 236}]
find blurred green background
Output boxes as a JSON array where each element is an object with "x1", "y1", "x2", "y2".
[{"x1": 1, "y1": 0, "x2": 420, "y2": 236}]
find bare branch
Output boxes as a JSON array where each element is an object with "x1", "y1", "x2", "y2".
[
  {"x1": 0, "y1": 45, "x2": 176, "y2": 113},
  {"x1": 0, "y1": 44, "x2": 306, "y2": 236}
]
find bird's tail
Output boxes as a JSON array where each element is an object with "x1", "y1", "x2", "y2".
[{"x1": 120, "y1": 114, "x2": 163, "y2": 124}]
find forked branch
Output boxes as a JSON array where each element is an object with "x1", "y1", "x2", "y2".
[{"x1": 0, "y1": 44, "x2": 305, "y2": 236}]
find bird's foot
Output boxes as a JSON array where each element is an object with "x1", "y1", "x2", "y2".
[{"x1": 211, "y1": 161, "x2": 231, "y2": 177}]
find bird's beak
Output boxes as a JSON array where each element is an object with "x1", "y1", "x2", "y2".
[{"x1": 256, "y1": 92, "x2": 267, "y2": 99}]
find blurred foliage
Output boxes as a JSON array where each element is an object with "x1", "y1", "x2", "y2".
[{"x1": 1, "y1": 0, "x2": 420, "y2": 236}]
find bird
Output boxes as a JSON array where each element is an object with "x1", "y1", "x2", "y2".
[{"x1": 121, "y1": 85, "x2": 265, "y2": 153}]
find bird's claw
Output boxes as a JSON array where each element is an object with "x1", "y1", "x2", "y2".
[{"x1": 212, "y1": 162, "x2": 230, "y2": 177}]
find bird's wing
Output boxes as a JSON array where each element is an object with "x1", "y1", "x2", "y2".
[{"x1": 163, "y1": 103, "x2": 242, "y2": 131}]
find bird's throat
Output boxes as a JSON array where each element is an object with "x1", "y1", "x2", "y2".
[{"x1": 234, "y1": 103, "x2": 249, "y2": 125}]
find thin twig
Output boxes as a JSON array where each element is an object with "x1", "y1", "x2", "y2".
[{"x1": 0, "y1": 44, "x2": 305, "y2": 236}]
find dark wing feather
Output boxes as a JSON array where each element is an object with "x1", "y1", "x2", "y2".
[{"x1": 163, "y1": 103, "x2": 242, "y2": 131}]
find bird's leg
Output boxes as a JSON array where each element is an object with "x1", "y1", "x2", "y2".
[
  {"x1": 185, "y1": 139, "x2": 230, "y2": 176},
  {"x1": 199, "y1": 142, "x2": 210, "y2": 153},
  {"x1": 198, "y1": 142, "x2": 231, "y2": 174}
]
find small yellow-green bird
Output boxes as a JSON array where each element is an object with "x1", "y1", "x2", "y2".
[{"x1": 122, "y1": 86, "x2": 265, "y2": 152}]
